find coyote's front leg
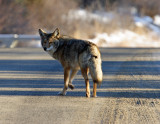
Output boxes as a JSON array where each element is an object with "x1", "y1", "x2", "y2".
[{"x1": 58, "y1": 67, "x2": 70, "y2": 96}]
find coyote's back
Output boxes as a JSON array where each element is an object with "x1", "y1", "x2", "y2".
[{"x1": 39, "y1": 28, "x2": 103, "y2": 97}]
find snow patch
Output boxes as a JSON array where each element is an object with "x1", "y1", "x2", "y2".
[
  {"x1": 154, "y1": 15, "x2": 160, "y2": 26},
  {"x1": 89, "y1": 30, "x2": 160, "y2": 47},
  {"x1": 63, "y1": 9, "x2": 114, "y2": 23},
  {"x1": 64, "y1": 9, "x2": 160, "y2": 47}
]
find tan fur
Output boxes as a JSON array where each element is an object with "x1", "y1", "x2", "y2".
[{"x1": 39, "y1": 28, "x2": 103, "y2": 97}]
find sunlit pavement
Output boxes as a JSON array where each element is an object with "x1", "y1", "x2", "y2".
[{"x1": 0, "y1": 48, "x2": 160, "y2": 124}]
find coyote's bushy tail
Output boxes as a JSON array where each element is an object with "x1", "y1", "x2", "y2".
[{"x1": 88, "y1": 46, "x2": 103, "y2": 85}]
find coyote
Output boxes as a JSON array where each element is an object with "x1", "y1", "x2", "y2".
[{"x1": 39, "y1": 28, "x2": 103, "y2": 97}]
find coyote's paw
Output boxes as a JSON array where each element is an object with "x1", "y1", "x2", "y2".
[
  {"x1": 68, "y1": 83, "x2": 75, "y2": 90},
  {"x1": 86, "y1": 92, "x2": 90, "y2": 98},
  {"x1": 92, "y1": 93, "x2": 97, "y2": 98},
  {"x1": 58, "y1": 91, "x2": 67, "y2": 96},
  {"x1": 92, "y1": 95, "x2": 97, "y2": 98}
]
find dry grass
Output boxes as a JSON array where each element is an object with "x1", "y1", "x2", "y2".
[{"x1": 0, "y1": 0, "x2": 159, "y2": 38}]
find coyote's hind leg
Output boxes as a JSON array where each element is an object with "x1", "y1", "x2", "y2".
[{"x1": 81, "y1": 68, "x2": 90, "y2": 97}]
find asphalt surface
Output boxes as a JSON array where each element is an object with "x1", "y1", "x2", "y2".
[{"x1": 0, "y1": 48, "x2": 160, "y2": 124}]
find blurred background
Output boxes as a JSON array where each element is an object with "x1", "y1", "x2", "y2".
[{"x1": 0, "y1": 0, "x2": 160, "y2": 48}]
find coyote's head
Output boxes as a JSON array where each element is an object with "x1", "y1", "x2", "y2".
[{"x1": 38, "y1": 28, "x2": 60, "y2": 51}]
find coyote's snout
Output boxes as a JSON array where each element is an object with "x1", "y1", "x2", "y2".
[{"x1": 39, "y1": 28, "x2": 103, "y2": 97}]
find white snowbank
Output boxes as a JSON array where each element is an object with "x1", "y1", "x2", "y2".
[
  {"x1": 89, "y1": 30, "x2": 160, "y2": 47},
  {"x1": 64, "y1": 9, "x2": 160, "y2": 47}
]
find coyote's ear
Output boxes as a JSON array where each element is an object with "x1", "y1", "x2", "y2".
[
  {"x1": 38, "y1": 29, "x2": 46, "y2": 37},
  {"x1": 53, "y1": 28, "x2": 60, "y2": 38}
]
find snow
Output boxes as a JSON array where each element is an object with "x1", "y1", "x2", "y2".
[
  {"x1": 89, "y1": 30, "x2": 160, "y2": 47},
  {"x1": 63, "y1": 9, "x2": 113, "y2": 23},
  {"x1": 64, "y1": 9, "x2": 160, "y2": 47},
  {"x1": 154, "y1": 15, "x2": 160, "y2": 26},
  {"x1": 134, "y1": 16, "x2": 160, "y2": 35}
]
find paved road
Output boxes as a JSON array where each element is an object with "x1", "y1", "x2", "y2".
[{"x1": 0, "y1": 48, "x2": 160, "y2": 124}]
